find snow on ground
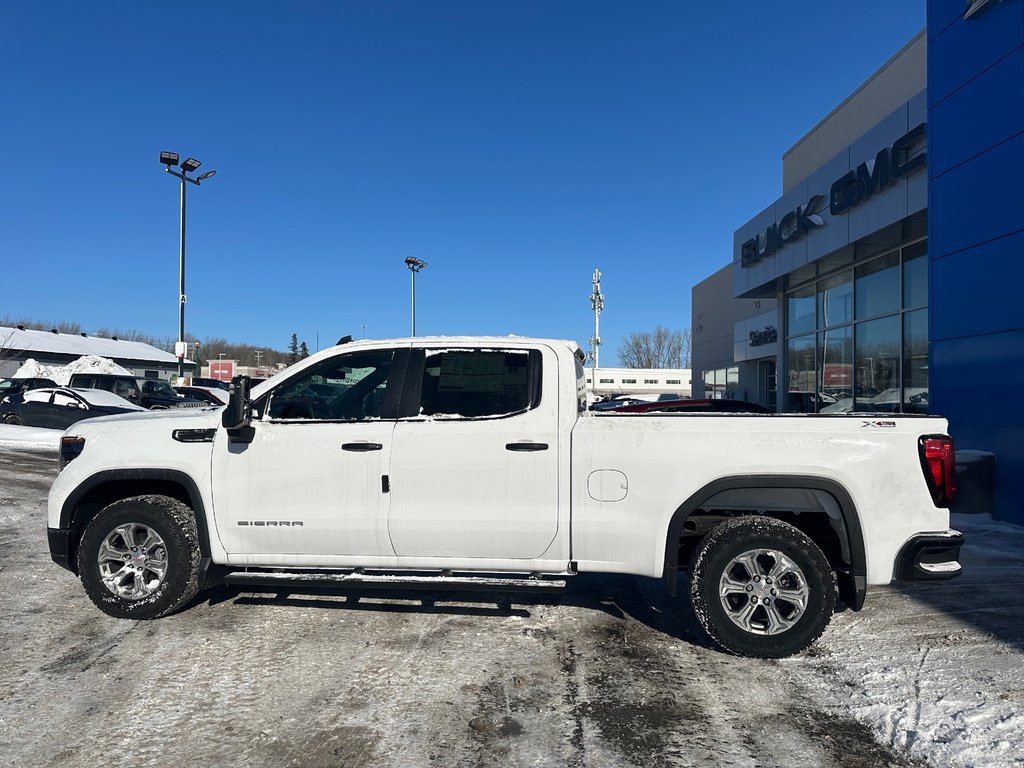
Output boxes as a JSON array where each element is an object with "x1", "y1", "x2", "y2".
[
  {"x1": 1, "y1": 444, "x2": 1021, "y2": 767},
  {"x1": 0, "y1": 423, "x2": 60, "y2": 451},
  {"x1": 13, "y1": 355, "x2": 132, "y2": 385},
  {"x1": 790, "y1": 512, "x2": 1024, "y2": 768}
]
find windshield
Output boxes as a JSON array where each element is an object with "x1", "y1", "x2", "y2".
[{"x1": 145, "y1": 380, "x2": 177, "y2": 397}]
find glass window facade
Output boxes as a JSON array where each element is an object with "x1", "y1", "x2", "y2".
[
  {"x1": 784, "y1": 239, "x2": 928, "y2": 414},
  {"x1": 703, "y1": 366, "x2": 739, "y2": 399}
]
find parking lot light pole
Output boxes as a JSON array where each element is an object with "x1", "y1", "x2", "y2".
[
  {"x1": 160, "y1": 151, "x2": 216, "y2": 380},
  {"x1": 404, "y1": 256, "x2": 427, "y2": 336}
]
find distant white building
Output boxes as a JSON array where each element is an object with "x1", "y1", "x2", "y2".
[
  {"x1": 0, "y1": 325, "x2": 194, "y2": 380},
  {"x1": 585, "y1": 367, "x2": 692, "y2": 399}
]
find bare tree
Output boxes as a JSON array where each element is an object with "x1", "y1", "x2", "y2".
[{"x1": 617, "y1": 326, "x2": 690, "y2": 368}]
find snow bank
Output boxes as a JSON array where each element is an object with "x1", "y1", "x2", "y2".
[
  {"x1": 0, "y1": 424, "x2": 60, "y2": 452},
  {"x1": 14, "y1": 355, "x2": 133, "y2": 386}
]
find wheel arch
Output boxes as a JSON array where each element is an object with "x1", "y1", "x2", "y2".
[
  {"x1": 662, "y1": 475, "x2": 866, "y2": 610},
  {"x1": 59, "y1": 469, "x2": 213, "y2": 575}
]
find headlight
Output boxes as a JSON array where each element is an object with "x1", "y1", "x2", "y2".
[{"x1": 59, "y1": 436, "x2": 85, "y2": 471}]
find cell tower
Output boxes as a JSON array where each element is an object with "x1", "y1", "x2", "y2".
[{"x1": 589, "y1": 268, "x2": 604, "y2": 369}]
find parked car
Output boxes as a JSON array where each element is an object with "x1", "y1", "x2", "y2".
[
  {"x1": 174, "y1": 385, "x2": 229, "y2": 406},
  {"x1": 613, "y1": 398, "x2": 771, "y2": 414},
  {"x1": 190, "y1": 377, "x2": 231, "y2": 391},
  {"x1": 67, "y1": 374, "x2": 186, "y2": 410},
  {"x1": 0, "y1": 377, "x2": 58, "y2": 397},
  {"x1": 590, "y1": 395, "x2": 652, "y2": 411},
  {"x1": 0, "y1": 387, "x2": 144, "y2": 429}
]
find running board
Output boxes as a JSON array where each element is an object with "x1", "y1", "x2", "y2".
[{"x1": 222, "y1": 570, "x2": 569, "y2": 594}]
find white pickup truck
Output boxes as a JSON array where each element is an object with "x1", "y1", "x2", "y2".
[{"x1": 47, "y1": 336, "x2": 962, "y2": 658}]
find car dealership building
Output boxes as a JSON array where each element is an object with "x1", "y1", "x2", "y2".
[{"x1": 692, "y1": 1, "x2": 1024, "y2": 523}]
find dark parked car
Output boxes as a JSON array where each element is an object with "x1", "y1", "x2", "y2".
[
  {"x1": 0, "y1": 377, "x2": 58, "y2": 397},
  {"x1": 189, "y1": 377, "x2": 231, "y2": 391},
  {"x1": 0, "y1": 387, "x2": 144, "y2": 429},
  {"x1": 67, "y1": 374, "x2": 186, "y2": 410},
  {"x1": 174, "y1": 385, "x2": 229, "y2": 406},
  {"x1": 612, "y1": 398, "x2": 771, "y2": 414}
]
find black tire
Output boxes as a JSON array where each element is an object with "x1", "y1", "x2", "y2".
[
  {"x1": 688, "y1": 516, "x2": 836, "y2": 658},
  {"x1": 2, "y1": 414, "x2": 23, "y2": 426},
  {"x1": 77, "y1": 495, "x2": 201, "y2": 620}
]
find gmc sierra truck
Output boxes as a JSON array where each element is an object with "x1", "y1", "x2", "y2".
[{"x1": 47, "y1": 337, "x2": 963, "y2": 658}]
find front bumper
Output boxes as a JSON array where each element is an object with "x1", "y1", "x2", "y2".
[
  {"x1": 894, "y1": 531, "x2": 965, "y2": 581},
  {"x1": 48, "y1": 527, "x2": 75, "y2": 573}
]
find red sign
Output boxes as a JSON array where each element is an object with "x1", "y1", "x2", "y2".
[{"x1": 210, "y1": 360, "x2": 235, "y2": 382}]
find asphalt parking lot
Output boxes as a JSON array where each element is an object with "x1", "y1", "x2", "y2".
[{"x1": 2, "y1": 448, "x2": 1022, "y2": 768}]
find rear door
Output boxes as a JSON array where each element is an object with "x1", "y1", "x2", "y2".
[{"x1": 387, "y1": 345, "x2": 560, "y2": 560}]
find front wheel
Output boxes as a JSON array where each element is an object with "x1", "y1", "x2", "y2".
[
  {"x1": 2, "y1": 414, "x2": 23, "y2": 425},
  {"x1": 77, "y1": 495, "x2": 201, "y2": 619},
  {"x1": 688, "y1": 516, "x2": 836, "y2": 658}
]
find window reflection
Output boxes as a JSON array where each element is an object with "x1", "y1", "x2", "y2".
[
  {"x1": 787, "y1": 336, "x2": 816, "y2": 413},
  {"x1": 903, "y1": 309, "x2": 929, "y2": 414},
  {"x1": 785, "y1": 239, "x2": 928, "y2": 415},
  {"x1": 855, "y1": 316, "x2": 900, "y2": 411}
]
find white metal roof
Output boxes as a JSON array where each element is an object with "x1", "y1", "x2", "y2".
[{"x1": 0, "y1": 326, "x2": 182, "y2": 365}]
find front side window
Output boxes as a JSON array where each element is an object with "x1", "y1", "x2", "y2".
[
  {"x1": 419, "y1": 350, "x2": 534, "y2": 419},
  {"x1": 266, "y1": 350, "x2": 394, "y2": 421}
]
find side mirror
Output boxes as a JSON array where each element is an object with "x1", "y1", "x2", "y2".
[{"x1": 222, "y1": 375, "x2": 255, "y2": 443}]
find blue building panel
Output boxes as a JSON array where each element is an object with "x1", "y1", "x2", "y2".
[
  {"x1": 930, "y1": 47, "x2": 1024, "y2": 177},
  {"x1": 931, "y1": 230, "x2": 1024, "y2": 342},
  {"x1": 929, "y1": 0, "x2": 970, "y2": 40},
  {"x1": 929, "y1": 0, "x2": 1024, "y2": 523},
  {"x1": 930, "y1": 131, "x2": 1024, "y2": 258},
  {"x1": 945, "y1": 422, "x2": 1024, "y2": 519},
  {"x1": 929, "y1": 0, "x2": 1023, "y2": 107},
  {"x1": 931, "y1": 329, "x2": 1024, "y2": 428}
]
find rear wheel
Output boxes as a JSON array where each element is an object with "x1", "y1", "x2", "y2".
[
  {"x1": 689, "y1": 516, "x2": 836, "y2": 658},
  {"x1": 77, "y1": 495, "x2": 201, "y2": 619},
  {"x1": 2, "y1": 414, "x2": 23, "y2": 425}
]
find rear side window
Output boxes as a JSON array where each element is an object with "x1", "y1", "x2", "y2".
[{"x1": 419, "y1": 350, "x2": 537, "y2": 418}]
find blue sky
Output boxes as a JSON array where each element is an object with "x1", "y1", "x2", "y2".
[{"x1": 1, "y1": 1, "x2": 926, "y2": 360}]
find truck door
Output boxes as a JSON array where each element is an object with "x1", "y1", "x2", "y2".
[
  {"x1": 210, "y1": 348, "x2": 405, "y2": 559},
  {"x1": 387, "y1": 347, "x2": 560, "y2": 560}
]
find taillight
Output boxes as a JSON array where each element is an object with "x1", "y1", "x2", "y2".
[
  {"x1": 59, "y1": 436, "x2": 85, "y2": 471},
  {"x1": 919, "y1": 436, "x2": 956, "y2": 507}
]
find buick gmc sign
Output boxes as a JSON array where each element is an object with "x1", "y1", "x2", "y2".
[
  {"x1": 829, "y1": 123, "x2": 927, "y2": 215},
  {"x1": 741, "y1": 123, "x2": 927, "y2": 268}
]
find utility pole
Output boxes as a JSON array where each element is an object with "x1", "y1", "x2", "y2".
[{"x1": 589, "y1": 268, "x2": 604, "y2": 370}]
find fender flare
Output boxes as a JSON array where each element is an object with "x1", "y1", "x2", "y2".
[
  {"x1": 662, "y1": 474, "x2": 867, "y2": 610},
  {"x1": 59, "y1": 468, "x2": 214, "y2": 566}
]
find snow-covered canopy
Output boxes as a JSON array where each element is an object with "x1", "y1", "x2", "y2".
[{"x1": 0, "y1": 325, "x2": 182, "y2": 364}]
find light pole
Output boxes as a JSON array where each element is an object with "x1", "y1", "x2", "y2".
[
  {"x1": 160, "y1": 151, "x2": 216, "y2": 380},
  {"x1": 404, "y1": 257, "x2": 427, "y2": 336}
]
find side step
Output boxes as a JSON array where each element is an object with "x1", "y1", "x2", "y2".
[{"x1": 222, "y1": 569, "x2": 569, "y2": 594}]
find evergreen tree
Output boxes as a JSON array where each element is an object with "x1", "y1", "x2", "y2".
[
  {"x1": 299, "y1": 341, "x2": 310, "y2": 359},
  {"x1": 288, "y1": 333, "x2": 299, "y2": 364}
]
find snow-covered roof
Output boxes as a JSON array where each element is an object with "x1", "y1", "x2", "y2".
[{"x1": 0, "y1": 326, "x2": 183, "y2": 365}]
